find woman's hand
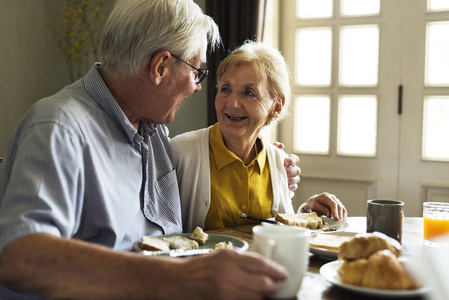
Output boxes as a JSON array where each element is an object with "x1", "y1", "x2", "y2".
[{"x1": 303, "y1": 192, "x2": 347, "y2": 220}]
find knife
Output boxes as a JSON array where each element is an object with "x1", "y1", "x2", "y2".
[
  {"x1": 240, "y1": 213, "x2": 278, "y2": 225},
  {"x1": 142, "y1": 249, "x2": 212, "y2": 257}
]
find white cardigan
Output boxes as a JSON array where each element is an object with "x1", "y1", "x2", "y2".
[{"x1": 170, "y1": 126, "x2": 294, "y2": 232}]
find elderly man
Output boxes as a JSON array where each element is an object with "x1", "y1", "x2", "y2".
[{"x1": 0, "y1": 1, "x2": 301, "y2": 299}]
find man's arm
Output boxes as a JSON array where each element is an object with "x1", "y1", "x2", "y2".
[
  {"x1": 273, "y1": 142, "x2": 301, "y2": 192},
  {"x1": 0, "y1": 234, "x2": 288, "y2": 300},
  {"x1": 283, "y1": 154, "x2": 301, "y2": 192}
]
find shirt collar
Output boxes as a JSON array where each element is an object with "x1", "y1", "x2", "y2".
[
  {"x1": 84, "y1": 63, "x2": 158, "y2": 144},
  {"x1": 209, "y1": 123, "x2": 267, "y2": 174}
]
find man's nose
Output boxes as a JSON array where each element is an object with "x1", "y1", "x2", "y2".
[{"x1": 194, "y1": 81, "x2": 202, "y2": 93}]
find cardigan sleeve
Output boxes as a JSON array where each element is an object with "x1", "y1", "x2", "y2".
[
  {"x1": 266, "y1": 143, "x2": 295, "y2": 215},
  {"x1": 170, "y1": 127, "x2": 212, "y2": 232}
]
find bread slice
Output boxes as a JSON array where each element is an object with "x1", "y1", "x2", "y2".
[
  {"x1": 275, "y1": 211, "x2": 324, "y2": 229},
  {"x1": 309, "y1": 234, "x2": 354, "y2": 251},
  {"x1": 140, "y1": 236, "x2": 170, "y2": 252},
  {"x1": 162, "y1": 236, "x2": 199, "y2": 250},
  {"x1": 190, "y1": 227, "x2": 209, "y2": 245}
]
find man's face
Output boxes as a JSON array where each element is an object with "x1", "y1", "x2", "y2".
[{"x1": 149, "y1": 39, "x2": 208, "y2": 125}]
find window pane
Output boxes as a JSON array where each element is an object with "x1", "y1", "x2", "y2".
[
  {"x1": 425, "y1": 22, "x2": 449, "y2": 86},
  {"x1": 337, "y1": 96, "x2": 377, "y2": 156},
  {"x1": 428, "y1": 0, "x2": 449, "y2": 12},
  {"x1": 339, "y1": 25, "x2": 379, "y2": 86},
  {"x1": 341, "y1": 0, "x2": 380, "y2": 17},
  {"x1": 296, "y1": 27, "x2": 332, "y2": 86},
  {"x1": 294, "y1": 96, "x2": 330, "y2": 154},
  {"x1": 297, "y1": 0, "x2": 333, "y2": 19},
  {"x1": 423, "y1": 96, "x2": 449, "y2": 161}
]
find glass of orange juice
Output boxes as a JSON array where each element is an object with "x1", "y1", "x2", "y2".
[{"x1": 423, "y1": 202, "x2": 449, "y2": 247}]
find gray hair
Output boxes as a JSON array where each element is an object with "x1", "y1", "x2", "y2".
[
  {"x1": 101, "y1": 0, "x2": 221, "y2": 78},
  {"x1": 217, "y1": 41, "x2": 291, "y2": 123}
]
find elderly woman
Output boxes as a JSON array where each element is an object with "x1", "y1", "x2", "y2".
[{"x1": 171, "y1": 41, "x2": 346, "y2": 231}]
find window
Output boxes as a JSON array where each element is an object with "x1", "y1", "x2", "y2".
[
  {"x1": 280, "y1": 0, "x2": 449, "y2": 216},
  {"x1": 291, "y1": 0, "x2": 380, "y2": 156}
]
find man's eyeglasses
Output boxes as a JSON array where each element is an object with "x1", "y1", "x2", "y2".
[{"x1": 171, "y1": 54, "x2": 209, "y2": 84}]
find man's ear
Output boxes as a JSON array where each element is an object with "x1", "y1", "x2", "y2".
[{"x1": 148, "y1": 51, "x2": 171, "y2": 85}]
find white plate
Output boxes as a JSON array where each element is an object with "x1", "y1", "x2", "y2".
[
  {"x1": 320, "y1": 261, "x2": 431, "y2": 297},
  {"x1": 309, "y1": 232, "x2": 358, "y2": 260},
  {"x1": 266, "y1": 216, "x2": 349, "y2": 234},
  {"x1": 133, "y1": 233, "x2": 249, "y2": 254}
]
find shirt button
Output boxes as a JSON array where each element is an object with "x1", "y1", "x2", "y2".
[
  {"x1": 241, "y1": 205, "x2": 246, "y2": 210},
  {"x1": 241, "y1": 176, "x2": 246, "y2": 181}
]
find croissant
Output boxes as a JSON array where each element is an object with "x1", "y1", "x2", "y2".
[
  {"x1": 337, "y1": 233, "x2": 419, "y2": 290},
  {"x1": 339, "y1": 250, "x2": 418, "y2": 290},
  {"x1": 338, "y1": 232, "x2": 401, "y2": 261},
  {"x1": 361, "y1": 250, "x2": 419, "y2": 290}
]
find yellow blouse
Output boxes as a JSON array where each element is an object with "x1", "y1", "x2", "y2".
[{"x1": 205, "y1": 124, "x2": 273, "y2": 230}]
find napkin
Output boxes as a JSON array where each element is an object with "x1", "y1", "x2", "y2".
[{"x1": 408, "y1": 235, "x2": 449, "y2": 300}]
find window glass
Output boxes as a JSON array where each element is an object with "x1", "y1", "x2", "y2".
[
  {"x1": 339, "y1": 25, "x2": 379, "y2": 86},
  {"x1": 337, "y1": 95, "x2": 377, "y2": 156},
  {"x1": 425, "y1": 22, "x2": 449, "y2": 86},
  {"x1": 297, "y1": 0, "x2": 333, "y2": 19},
  {"x1": 296, "y1": 27, "x2": 332, "y2": 86},
  {"x1": 341, "y1": 0, "x2": 380, "y2": 16},
  {"x1": 428, "y1": 0, "x2": 449, "y2": 12},
  {"x1": 294, "y1": 96, "x2": 330, "y2": 154},
  {"x1": 423, "y1": 96, "x2": 449, "y2": 161}
]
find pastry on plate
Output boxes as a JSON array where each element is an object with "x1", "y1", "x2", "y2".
[
  {"x1": 190, "y1": 227, "x2": 209, "y2": 245},
  {"x1": 309, "y1": 234, "x2": 354, "y2": 251},
  {"x1": 140, "y1": 236, "x2": 170, "y2": 252},
  {"x1": 214, "y1": 241, "x2": 233, "y2": 250},
  {"x1": 338, "y1": 232, "x2": 401, "y2": 261},
  {"x1": 162, "y1": 236, "x2": 199, "y2": 250},
  {"x1": 337, "y1": 232, "x2": 419, "y2": 290},
  {"x1": 339, "y1": 249, "x2": 419, "y2": 290}
]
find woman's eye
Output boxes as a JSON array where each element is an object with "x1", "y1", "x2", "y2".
[
  {"x1": 219, "y1": 86, "x2": 230, "y2": 93},
  {"x1": 244, "y1": 90, "x2": 256, "y2": 97}
]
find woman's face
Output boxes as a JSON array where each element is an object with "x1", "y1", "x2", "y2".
[{"x1": 215, "y1": 63, "x2": 278, "y2": 144}]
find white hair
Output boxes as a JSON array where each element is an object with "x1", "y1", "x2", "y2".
[{"x1": 101, "y1": 0, "x2": 221, "y2": 78}]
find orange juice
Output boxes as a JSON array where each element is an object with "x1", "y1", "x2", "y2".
[{"x1": 423, "y1": 216, "x2": 449, "y2": 241}]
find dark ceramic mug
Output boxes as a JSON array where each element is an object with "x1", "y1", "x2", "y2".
[{"x1": 367, "y1": 199, "x2": 404, "y2": 243}]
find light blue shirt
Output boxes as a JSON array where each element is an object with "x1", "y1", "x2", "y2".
[{"x1": 0, "y1": 64, "x2": 183, "y2": 299}]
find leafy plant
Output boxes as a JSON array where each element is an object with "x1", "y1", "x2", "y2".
[{"x1": 45, "y1": 0, "x2": 110, "y2": 82}]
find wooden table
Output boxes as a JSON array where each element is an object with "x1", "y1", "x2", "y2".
[{"x1": 207, "y1": 217, "x2": 425, "y2": 300}]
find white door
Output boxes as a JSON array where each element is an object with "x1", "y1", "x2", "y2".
[
  {"x1": 279, "y1": 0, "x2": 449, "y2": 217},
  {"x1": 398, "y1": 0, "x2": 449, "y2": 215}
]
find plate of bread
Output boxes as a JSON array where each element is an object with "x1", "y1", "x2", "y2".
[
  {"x1": 320, "y1": 232, "x2": 431, "y2": 297},
  {"x1": 134, "y1": 227, "x2": 249, "y2": 255},
  {"x1": 309, "y1": 232, "x2": 358, "y2": 260},
  {"x1": 271, "y1": 212, "x2": 349, "y2": 233}
]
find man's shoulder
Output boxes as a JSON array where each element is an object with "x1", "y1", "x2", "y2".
[{"x1": 28, "y1": 83, "x2": 98, "y2": 128}]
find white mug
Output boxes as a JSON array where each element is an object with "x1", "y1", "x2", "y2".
[{"x1": 253, "y1": 225, "x2": 309, "y2": 299}]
